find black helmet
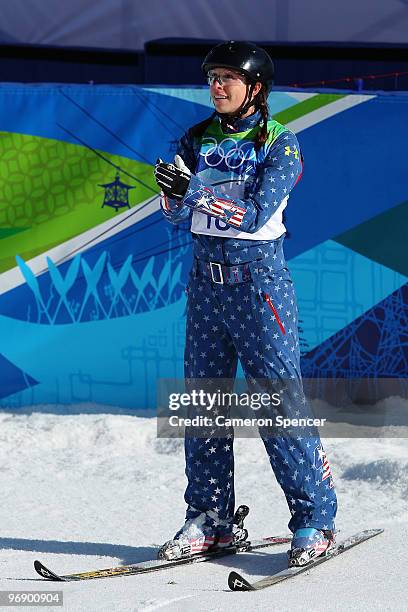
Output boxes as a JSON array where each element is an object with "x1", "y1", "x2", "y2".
[{"x1": 202, "y1": 41, "x2": 274, "y2": 91}]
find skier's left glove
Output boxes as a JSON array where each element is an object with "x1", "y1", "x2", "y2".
[{"x1": 154, "y1": 155, "x2": 191, "y2": 200}]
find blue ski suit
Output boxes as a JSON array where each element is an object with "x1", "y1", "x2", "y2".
[{"x1": 161, "y1": 111, "x2": 337, "y2": 535}]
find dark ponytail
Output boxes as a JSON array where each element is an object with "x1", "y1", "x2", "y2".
[{"x1": 254, "y1": 86, "x2": 270, "y2": 150}]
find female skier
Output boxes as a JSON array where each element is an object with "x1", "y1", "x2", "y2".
[{"x1": 154, "y1": 41, "x2": 337, "y2": 567}]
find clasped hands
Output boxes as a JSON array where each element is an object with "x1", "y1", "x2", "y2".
[{"x1": 154, "y1": 155, "x2": 191, "y2": 200}]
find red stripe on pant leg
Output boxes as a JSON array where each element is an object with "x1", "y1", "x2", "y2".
[{"x1": 264, "y1": 294, "x2": 286, "y2": 335}]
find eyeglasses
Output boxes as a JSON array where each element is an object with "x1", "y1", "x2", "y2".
[{"x1": 206, "y1": 71, "x2": 246, "y2": 86}]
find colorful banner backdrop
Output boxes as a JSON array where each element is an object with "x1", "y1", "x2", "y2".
[{"x1": 0, "y1": 84, "x2": 407, "y2": 411}]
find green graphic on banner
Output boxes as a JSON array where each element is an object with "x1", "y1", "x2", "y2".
[{"x1": 0, "y1": 132, "x2": 157, "y2": 273}]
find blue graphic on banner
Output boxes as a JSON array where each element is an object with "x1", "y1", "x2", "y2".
[
  {"x1": 0, "y1": 299, "x2": 186, "y2": 409},
  {"x1": 290, "y1": 240, "x2": 407, "y2": 353},
  {"x1": 302, "y1": 283, "x2": 408, "y2": 378},
  {"x1": 0, "y1": 354, "x2": 38, "y2": 400}
]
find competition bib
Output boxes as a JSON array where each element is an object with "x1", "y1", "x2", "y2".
[{"x1": 191, "y1": 121, "x2": 287, "y2": 240}]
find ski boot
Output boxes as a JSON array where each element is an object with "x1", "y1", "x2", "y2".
[
  {"x1": 158, "y1": 505, "x2": 250, "y2": 561},
  {"x1": 288, "y1": 528, "x2": 335, "y2": 567}
]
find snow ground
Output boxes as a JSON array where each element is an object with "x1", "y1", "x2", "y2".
[{"x1": 0, "y1": 397, "x2": 407, "y2": 612}]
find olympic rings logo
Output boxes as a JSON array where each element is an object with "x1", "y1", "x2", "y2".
[{"x1": 199, "y1": 137, "x2": 256, "y2": 169}]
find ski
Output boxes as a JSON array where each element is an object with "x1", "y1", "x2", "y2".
[
  {"x1": 34, "y1": 535, "x2": 290, "y2": 582},
  {"x1": 228, "y1": 528, "x2": 384, "y2": 591}
]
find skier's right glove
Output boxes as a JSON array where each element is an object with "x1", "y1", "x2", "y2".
[
  {"x1": 156, "y1": 157, "x2": 186, "y2": 217},
  {"x1": 154, "y1": 155, "x2": 191, "y2": 200}
]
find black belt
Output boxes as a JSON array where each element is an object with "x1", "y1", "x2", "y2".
[{"x1": 194, "y1": 258, "x2": 253, "y2": 285}]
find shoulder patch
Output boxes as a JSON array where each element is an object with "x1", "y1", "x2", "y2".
[{"x1": 266, "y1": 120, "x2": 288, "y2": 145}]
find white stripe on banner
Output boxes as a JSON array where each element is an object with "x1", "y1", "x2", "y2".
[{"x1": 286, "y1": 94, "x2": 376, "y2": 134}]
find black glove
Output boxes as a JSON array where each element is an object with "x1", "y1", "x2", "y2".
[{"x1": 154, "y1": 157, "x2": 190, "y2": 200}]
